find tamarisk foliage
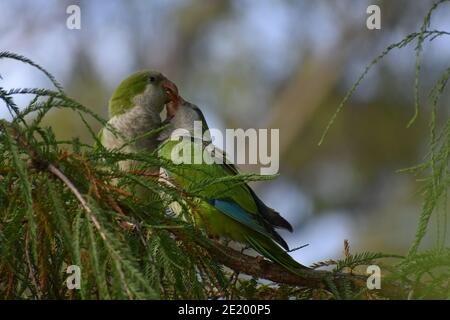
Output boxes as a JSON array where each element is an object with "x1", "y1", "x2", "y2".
[
  {"x1": 320, "y1": 0, "x2": 450, "y2": 299},
  {"x1": 1, "y1": 1, "x2": 450, "y2": 299}
]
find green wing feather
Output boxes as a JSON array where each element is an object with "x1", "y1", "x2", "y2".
[
  {"x1": 244, "y1": 232, "x2": 308, "y2": 272},
  {"x1": 159, "y1": 139, "x2": 294, "y2": 251}
]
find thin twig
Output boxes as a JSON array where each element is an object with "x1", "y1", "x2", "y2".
[
  {"x1": 170, "y1": 228, "x2": 407, "y2": 299},
  {"x1": 25, "y1": 230, "x2": 42, "y2": 299},
  {"x1": 0, "y1": 121, "x2": 106, "y2": 241},
  {"x1": 0, "y1": 120, "x2": 407, "y2": 299},
  {"x1": 47, "y1": 164, "x2": 106, "y2": 241}
]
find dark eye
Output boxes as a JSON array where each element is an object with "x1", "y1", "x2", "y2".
[{"x1": 149, "y1": 76, "x2": 156, "y2": 83}]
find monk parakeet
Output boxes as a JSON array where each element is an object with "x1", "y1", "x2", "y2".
[
  {"x1": 158, "y1": 99, "x2": 308, "y2": 273},
  {"x1": 99, "y1": 70, "x2": 178, "y2": 170}
]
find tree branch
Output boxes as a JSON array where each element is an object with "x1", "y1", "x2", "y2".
[
  {"x1": 170, "y1": 228, "x2": 406, "y2": 299},
  {"x1": 0, "y1": 120, "x2": 405, "y2": 299},
  {"x1": 0, "y1": 121, "x2": 106, "y2": 241}
]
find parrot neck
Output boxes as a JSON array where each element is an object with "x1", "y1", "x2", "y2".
[{"x1": 105, "y1": 104, "x2": 161, "y2": 151}]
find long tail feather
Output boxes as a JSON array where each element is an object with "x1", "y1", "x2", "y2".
[{"x1": 244, "y1": 233, "x2": 309, "y2": 275}]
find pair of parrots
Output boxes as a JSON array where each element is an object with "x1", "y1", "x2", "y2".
[{"x1": 99, "y1": 71, "x2": 307, "y2": 274}]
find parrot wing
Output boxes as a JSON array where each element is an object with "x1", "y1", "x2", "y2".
[
  {"x1": 208, "y1": 198, "x2": 289, "y2": 250},
  {"x1": 208, "y1": 144, "x2": 293, "y2": 232},
  {"x1": 159, "y1": 138, "x2": 291, "y2": 250}
]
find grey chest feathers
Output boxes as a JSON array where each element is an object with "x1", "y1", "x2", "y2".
[{"x1": 101, "y1": 105, "x2": 161, "y2": 154}]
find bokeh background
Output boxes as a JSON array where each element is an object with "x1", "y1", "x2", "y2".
[{"x1": 1, "y1": 0, "x2": 450, "y2": 265}]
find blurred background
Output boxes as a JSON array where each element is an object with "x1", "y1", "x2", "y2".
[{"x1": 1, "y1": 0, "x2": 450, "y2": 265}]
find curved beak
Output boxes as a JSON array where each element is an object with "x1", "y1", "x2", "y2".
[
  {"x1": 162, "y1": 79, "x2": 179, "y2": 100},
  {"x1": 162, "y1": 79, "x2": 185, "y2": 118}
]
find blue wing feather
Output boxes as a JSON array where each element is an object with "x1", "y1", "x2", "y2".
[{"x1": 209, "y1": 199, "x2": 274, "y2": 239}]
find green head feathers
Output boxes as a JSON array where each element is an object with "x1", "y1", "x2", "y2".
[{"x1": 109, "y1": 70, "x2": 169, "y2": 117}]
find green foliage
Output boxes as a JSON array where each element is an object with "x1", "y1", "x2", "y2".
[
  {"x1": 320, "y1": 0, "x2": 450, "y2": 299},
  {"x1": 1, "y1": 1, "x2": 450, "y2": 299},
  {"x1": 0, "y1": 52, "x2": 285, "y2": 299}
]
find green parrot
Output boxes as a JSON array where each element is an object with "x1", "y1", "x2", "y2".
[
  {"x1": 158, "y1": 99, "x2": 308, "y2": 274},
  {"x1": 99, "y1": 70, "x2": 179, "y2": 170}
]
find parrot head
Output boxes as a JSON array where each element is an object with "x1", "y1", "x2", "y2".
[
  {"x1": 108, "y1": 70, "x2": 179, "y2": 117},
  {"x1": 158, "y1": 98, "x2": 209, "y2": 142}
]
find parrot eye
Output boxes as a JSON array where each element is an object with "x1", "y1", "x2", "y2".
[{"x1": 148, "y1": 76, "x2": 156, "y2": 83}]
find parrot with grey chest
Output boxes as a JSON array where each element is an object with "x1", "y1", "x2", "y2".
[
  {"x1": 158, "y1": 97, "x2": 308, "y2": 274},
  {"x1": 99, "y1": 70, "x2": 179, "y2": 170}
]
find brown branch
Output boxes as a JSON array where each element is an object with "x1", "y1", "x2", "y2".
[
  {"x1": 211, "y1": 244, "x2": 359, "y2": 289},
  {"x1": 170, "y1": 228, "x2": 406, "y2": 299},
  {"x1": 24, "y1": 230, "x2": 42, "y2": 299},
  {"x1": 0, "y1": 121, "x2": 106, "y2": 241},
  {"x1": 176, "y1": 230, "x2": 365, "y2": 288},
  {"x1": 0, "y1": 120, "x2": 405, "y2": 299},
  {"x1": 1, "y1": 121, "x2": 141, "y2": 298},
  {"x1": 47, "y1": 164, "x2": 106, "y2": 241}
]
